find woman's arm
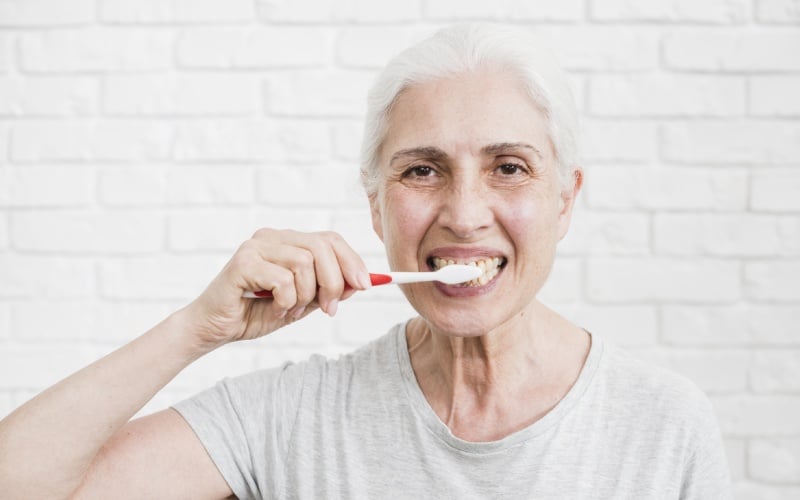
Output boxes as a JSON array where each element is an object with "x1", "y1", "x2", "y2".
[{"x1": 0, "y1": 229, "x2": 369, "y2": 499}]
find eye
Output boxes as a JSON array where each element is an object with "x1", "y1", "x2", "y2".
[
  {"x1": 402, "y1": 165, "x2": 436, "y2": 178},
  {"x1": 496, "y1": 162, "x2": 526, "y2": 176}
]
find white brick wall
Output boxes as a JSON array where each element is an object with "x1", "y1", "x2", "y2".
[{"x1": 0, "y1": 2, "x2": 798, "y2": 496}]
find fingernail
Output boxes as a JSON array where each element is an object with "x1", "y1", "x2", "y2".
[
  {"x1": 358, "y1": 271, "x2": 372, "y2": 290},
  {"x1": 292, "y1": 305, "x2": 306, "y2": 319},
  {"x1": 277, "y1": 308, "x2": 288, "y2": 319},
  {"x1": 327, "y1": 299, "x2": 338, "y2": 317}
]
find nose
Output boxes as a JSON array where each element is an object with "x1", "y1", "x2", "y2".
[{"x1": 436, "y1": 171, "x2": 494, "y2": 239}]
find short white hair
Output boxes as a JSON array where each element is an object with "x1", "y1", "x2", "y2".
[{"x1": 359, "y1": 23, "x2": 580, "y2": 195}]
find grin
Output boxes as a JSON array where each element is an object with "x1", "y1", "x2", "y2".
[{"x1": 428, "y1": 256, "x2": 507, "y2": 287}]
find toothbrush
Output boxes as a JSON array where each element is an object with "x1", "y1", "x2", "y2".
[{"x1": 242, "y1": 264, "x2": 483, "y2": 298}]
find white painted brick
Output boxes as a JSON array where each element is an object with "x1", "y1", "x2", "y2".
[
  {"x1": 331, "y1": 119, "x2": 364, "y2": 162},
  {"x1": 99, "y1": 255, "x2": 228, "y2": 300},
  {"x1": 751, "y1": 76, "x2": 800, "y2": 117},
  {"x1": 334, "y1": 298, "x2": 417, "y2": 346},
  {"x1": 0, "y1": 123, "x2": 9, "y2": 160},
  {"x1": 0, "y1": 344, "x2": 106, "y2": 390},
  {"x1": 713, "y1": 395, "x2": 800, "y2": 435},
  {"x1": 0, "y1": 255, "x2": 94, "y2": 298},
  {"x1": 725, "y1": 438, "x2": 746, "y2": 481},
  {"x1": 0, "y1": 0, "x2": 94, "y2": 27},
  {"x1": 11, "y1": 210, "x2": 164, "y2": 254},
  {"x1": 104, "y1": 74, "x2": 261, "y2": 116},
  {"x1": 538, "y1": 257, "x2": 582, "y2": 304},
  {"x1": 0, "y1": 302, "x2": 9, "y2": 339},
  {"x1": 0, "y1": 165, "x2": 94, "y2": 207},
  {"x1": 257, "y1": 307, "x2": 337, "y2": 349},
  {"x1": 734, "y1": 482, "x2": 800, "y2": 500},
  {"x1": 661, "y1": 120, "x2": 800, "y2": 164},
  {"x1": 637, "y1": 348, "x2": 750, "y2": 393},
  {"x1": 590, "y1": 0, "x2": 748, "y2": 22},
  {"x1": 92, "y1": 301, "x2": 174, "y2": 343},
  {"x1": 585, "y1": 166, "x2": 748, "y2": 211},
  {"x1": 745, "y1": 261, "x2": 800, "y2": 301},
  {"x1": 752, "y1": 169, "x2": 800, "y2": 212},
  {"x1": 423, "y1": 0, "x2": 582, "y2": 20},
  {"x1": 100, "y1": 0, "x2": 255, "y2": 23},
  {"x1": 20, "y1": 28, "x2": 173, "y2": 73},
  {"x1": 330, "y1": 208, "x2": 386, "y2": 256},
  {"x1": 98, "y1": 165, "x2": 166, "y2": 207},
  {"x1": 559, "y1": 210, "x2": 650, "y2": 256},
  {"x1": 266, "y1": 71, "x2": 373, "y2": 117},
  {"x1": 0, "y1": 216, "x2": 8, "y2": 250},
  {"x1": 654, "y1": 214, "x2": 800, "y2": 257},
  {"x1": 581, "y1": 120, "x2": 657, "y2": 163},
  {"x1": 252, "y1": 208, "x2": 332, "y2": 233},
  {"x1": 587, "y1": 258, "x2": 740, "y2": 302},
  {"x1": 589, "y1": 75, "x2": 745, "y2": 117},
  {"x1": 165, "y1": 346, "x2": 257, "y2": 391},
  {"x1": 173, "y1": 118, "x2": 330, "y2": 163},
  {"x1": 166, "y1": 165, "x2": 255, "y2": 206},
  {"x1": 168, "y1": 209, "x2": 254, "y2": 252},
  {"x1": 256, "y1": 164, "x2": 363, "y2": 208},
  {"x1": 560, "y1": 304, "x2": 659, "y2": 347},
  {"x1": 337, "y1": 26, "x2": 435, "y2": 69},
  {"x1": 751, "y1": 350, "x2": 800, "y2": 392},
  {"x1": 258, "y1": 0, "x2": 423, "y2": 23},
  {"x1": 538, "y1": 26, "x2": 659, "y2": 72},
  {"x1": 0, "y1": 76, "x2": 97, "y2": 116},
  {"x1": 662, "y1": 304, "x2": 800, "y2": 346},
  {"x1": 10, "y1": 300, "x2": 97, "y2": 341},
  {"x1": 757, "y1": 0, "x2": 800, "y2": 23},
  {"x1": 663, "y1": 29, "x2": 800, "y2": 72},
  {"x1": 177, "y1": 27, "x2": 329, "y2": 69},
  {"x1": 0, "y1": 34, "x2": 11, "y2": 73},
  {"x1": 12, "y1": 120, "x2": 174, "y2": 163},
  {"x1": 750, "y1": 438, "x2": 800, "y2": 482}
]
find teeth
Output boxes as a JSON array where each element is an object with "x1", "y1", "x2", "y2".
[{"x1": 431, "y1": 256, "x2": 505, "y2": 287}]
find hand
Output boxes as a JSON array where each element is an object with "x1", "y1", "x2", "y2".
[{"x1": 178, "y1": 228, "x2": 371, "y2": 351}]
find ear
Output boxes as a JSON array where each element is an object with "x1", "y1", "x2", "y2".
[
  {"x1": 369, "y1": 192, "x2": 384, "y2": 241},
  {"x1": 557, "y1": 167, "x2": 583, "y2": 241}
]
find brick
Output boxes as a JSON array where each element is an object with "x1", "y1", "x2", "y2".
[
  {"x1": 560, "y1": 304, "x2": 658, "y2": 347},
  {"x1": 331, "y1": 119, "x2": 364, "y2": 162},
  {"x1": 252, "y1": 207, "x2": 331, "y2": 233},
  {"x1": 266, "y1": 71, "x2": 373, "y2": 117},
  {"x1": 0, "y1": 344, "x2": 106, "y2": 390},
  {"x1": 538, "y1": 257, "x2": 582, "y2": 304},
  {"x1": 752, "y1": 169, "x2": 800, "y2": 212},
  {"x1": 0, "y1": 165, "x2": 94, "y2": 207},
  {"x1": 662, "y1": 304, "x2": 800, "y2": 346},
  {"x1": 258, "y1": 0, "x2": 423, "y2": 23},
  {"x1": 0, "y1": 302, "x2": 9, "y2": 339},
  {"x1": 0, "y1": 76, "x2": 97, "y2": 116},
  {"x1": 590, "y1": 0, "x2": 748, "y2": 22},
  {"x1": 587, "y1": 257, "x2": 740, "y2": 302},
  {"x1": 423, "y1": 0, "x2": 582, "y2": 20},
  {"x1": 589, "y1": 75, "x2": 745, "y2": 117},
  {"x1": 725, "y1": 438, "x2": 746, "y2": 481},
  {"x1": 0, "y1": 255, "x2": 94, "y2": 298},
  {"x1": 537, "y1": 26, "x2": 659, "y2": 72},
  {"x1": 713, "y1": 395, "x2": 800, "y2": 435},
  {"x1": 91, "y1": 301, "x2": 174, "y2": 343},
  {"x1": 100, "y1": 0, "x2": 255, "y2": 23},
  {"x1": 0, "y1": 0, "x2": 94, "y2": 26},
  {"x1": 12, "y1": 120, "x2": 174, "y2": 163},
  {"x1": 256, "y1": 163, "x2": 364, "y2": 207},
  {"x1": 745, "y1": 261, "x2": 800, "y2": 301},
  {"x1": 165, "y1": 347, "x2": 257, "y2": 391},
  {"x1": 10, "y1": 300, "x2": 97, "y2": 341},
  {"x1": 581, "y1": 120, "x2": 657, "y2": 163},
  {"x1": 258, "y1": 308, "x2": 336, "y2": 349},
  {"x1": 0, "y1": 123, "x2": 9, "y2": 160},
  {"x1": 751, "y1": 350, "x2": 800, "y2": 392},
  {"x1": 756, "y1": 0, "x2": 800, "y2": 23},
  {"x1": 663, "y1": 30, "x2": 800, "y2": 72},
  {"x1": 177, "y1": 27, "x2": 328, "y2": 69},
  {"x1": 585, "y1": 166, "x2": 748, "y2": 211},
  {"x1": 104, "y1": 75, "x2": 260, "y2": 116},
  {"x1": 168, "y1": 209, "x2": 254, "y2": 252},
  {"x1": 654, "y1": 214, "x2": 800, "y2": 257},
  {"x1": 0, "y1": 34, "x2": 11, "y2": 73},
  {"x1": 173, "y1": 118, "x2": 330, "y2": 163},
  {"x1": 98, "y1": 165, "x2": 166, "y2": 207},
  {"x1": 751, "y1": 76, "x2": 800, "y2": 117},
  {"x1": 99, "y1": 255, "x2": 228, "y2": 300},
  {"x1": 637, "y1": 348, "x2": 750, "y2": 393},
  {"x1": 0, "y1": 216, "x2": 7, "y2": 250},
  {"x1": 20, "y1": 28, "x2": 172, "y2": 73},
  {"x1": 166, "y1": 165, "x2": 255, "y2": 205},
  {"x1": 559, "y1": 210, "x2": 650, "y2": 256},
  {"x1": 750, "y1": 438, "x2": 800, "y2": 482},
  {"x1": 334, "y1": 298, "x2": 417, "y2": 345},
  {"x1": 11, "y1": 210, "x2": 164, "y2": 254},
  {"x1": 661, "y1": 121, "x2": 800, "y2": 164},
  {"x1": 337, "y1": 26, "x2": 435, "y2": 69},
  {"x1": 330, "y1": 209, "x2": 386, "y2": 256}
]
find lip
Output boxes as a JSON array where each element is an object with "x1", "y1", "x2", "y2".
[{"x1": 423, "y1": 246, "x2": 507, "y2": 297}]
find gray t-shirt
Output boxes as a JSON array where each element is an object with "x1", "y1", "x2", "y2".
[{"x1": 173, "y1": 323, "x2": 731, "y2": 499}]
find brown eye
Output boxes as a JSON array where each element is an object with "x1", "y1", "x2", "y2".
[
  {"x1": 403, "y1": 165, "x2": 435, "y2": 177},
  {"x1": 498, "y1": 163, "x2": 524, "y2": 175}
]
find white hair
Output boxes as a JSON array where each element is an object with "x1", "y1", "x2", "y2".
[{"x1": 359, "y1": 23, "x2": 580, "y2": 195}]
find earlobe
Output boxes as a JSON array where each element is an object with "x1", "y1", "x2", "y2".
[{"x1": 557, "y1": 167, "x2": 583, "y2": 240}]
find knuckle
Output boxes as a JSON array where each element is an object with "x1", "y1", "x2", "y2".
[{"x1": 252, "y1": 227, "x2": 276, "y2": 240}]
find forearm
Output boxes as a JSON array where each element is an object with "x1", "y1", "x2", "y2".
[{"x1": 0, "y1": 309, "x2": 210, "y2": 499}]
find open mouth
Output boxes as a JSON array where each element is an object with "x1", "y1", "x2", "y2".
[{"x1": 427, "y1": 256, "x2": 508, "y2": 287}]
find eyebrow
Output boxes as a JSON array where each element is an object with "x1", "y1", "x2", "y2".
[{"x1": 389, "y1": 142, "x2": 543, "y2": 164}]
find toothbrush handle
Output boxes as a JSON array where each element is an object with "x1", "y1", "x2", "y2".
[{"x1": 243, "y1": 273, "x2": 392, "y2": 299}]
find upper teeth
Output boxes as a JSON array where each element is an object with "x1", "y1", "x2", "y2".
[{"x1": 431, "y1": 256, "x2": 503, "y2": 286}]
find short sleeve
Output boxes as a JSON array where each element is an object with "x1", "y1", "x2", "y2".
[
  {"x1": 172, "y1": 361, "x2": 306, "y2": 500},
  {"x1": 679, "y1": 396, "x2": 733, "y2": 500}
]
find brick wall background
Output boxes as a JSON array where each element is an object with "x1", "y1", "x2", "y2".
[{"x1": 1, "y1": 0, "x2": 799, "y2": 497}]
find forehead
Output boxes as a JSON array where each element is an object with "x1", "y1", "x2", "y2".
[{"x1": 381, "y1": 69, "x2": 552, "y2": 161}]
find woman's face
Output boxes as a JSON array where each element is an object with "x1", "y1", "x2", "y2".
[{"x1": 370, "y1": 69, "x2": 581, "y2": 337}]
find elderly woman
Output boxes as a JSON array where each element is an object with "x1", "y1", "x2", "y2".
[{"x1": 0, "y1": 24, "x2": 730, "y2": 499}]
